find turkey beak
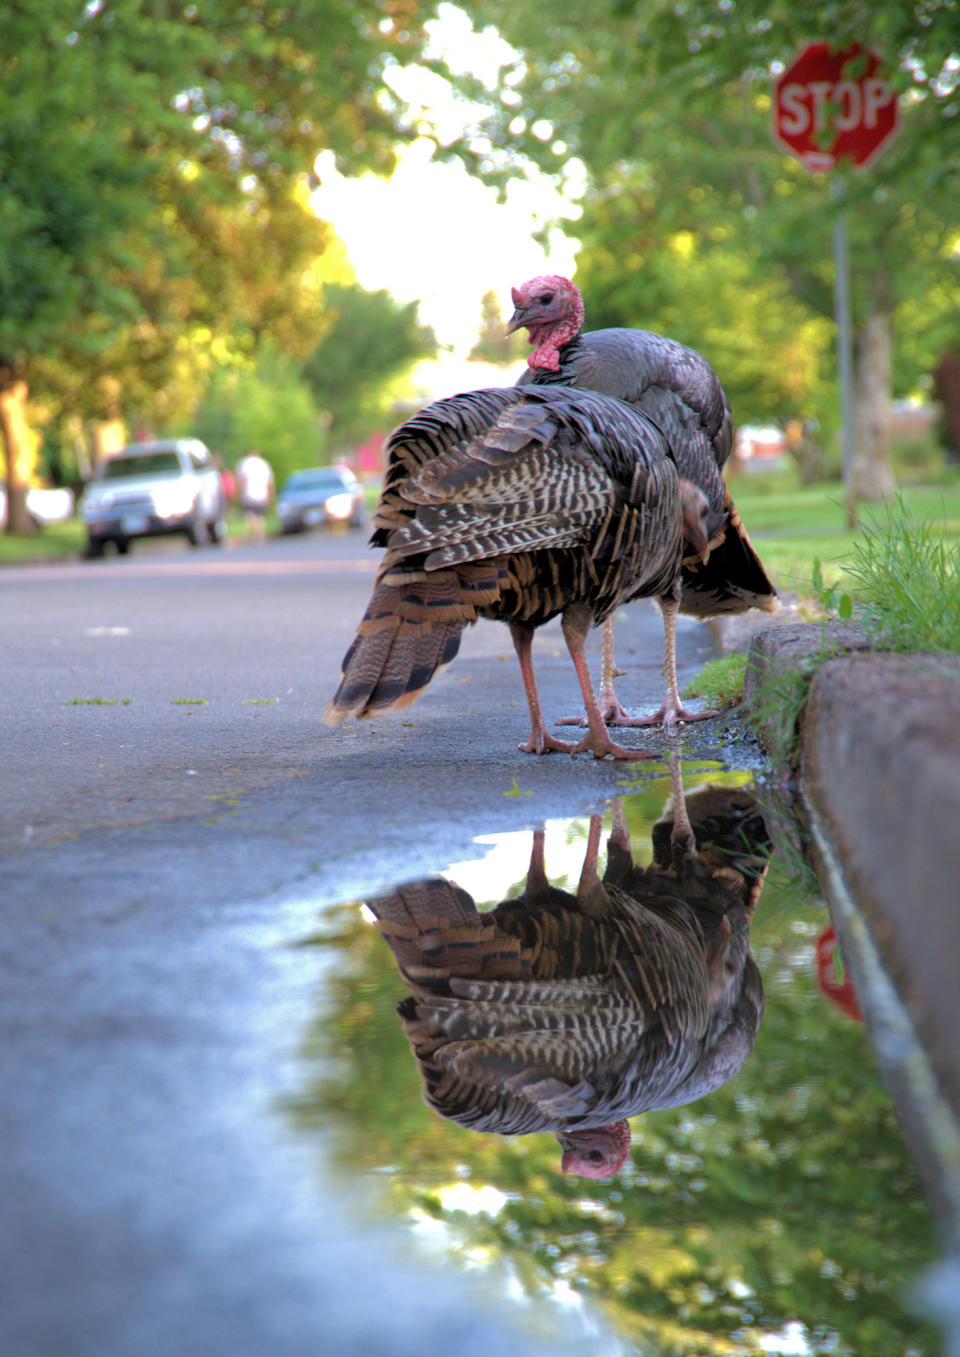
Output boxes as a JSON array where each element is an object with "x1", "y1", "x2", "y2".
[
  {"x1": 555, "y1": 1133, "x2": 575, "y2": 1174},
  {"x1": 506, "y1": 305, "x2": 529, "y2": 335},
  {"x1": 680, "y1": 482, "x2": 712, "y2": 564}
]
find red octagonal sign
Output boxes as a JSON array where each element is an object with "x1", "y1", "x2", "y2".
[{"x1": 773, "y1": 42, "x2": 900, "y2": 172}]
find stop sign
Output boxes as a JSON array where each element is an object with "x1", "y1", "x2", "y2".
[{"x1": 773, "y1": 42, "x2": 899, "y2": 171}]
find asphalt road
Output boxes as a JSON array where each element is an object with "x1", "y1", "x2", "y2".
[
  {"x1": 0, "y1": 527, "x2": 755, "y2": 1357},
  {"x1": 2, "y1": 526, "x2": 746, "y2": 905}
]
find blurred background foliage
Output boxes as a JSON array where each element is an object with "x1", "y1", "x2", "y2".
[
  {"x1": 446, "y1": 0, "x2": 960, "y2": 474},
  {"x1": 288, "y1": 769, "x2": 938, "y2": 1356},
  {"x1": 2, "y1": 0, "x2": 958, "y2": 532},
  {"x1": 0, "y1": 0, "x2": 440, "y2": 510}
]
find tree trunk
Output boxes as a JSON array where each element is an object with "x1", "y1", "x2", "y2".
[
  {"x1": 933, "y1": 350, "x2": 960, "y2": 463},
  {"x1": 784, "y1": 417, "x2": 823, "y2": 485},
  {"x1": 849, "y1": 274, "x2": 895, "y2": 508},
  {"x1": 0, "y1": 359, "x2": 36, "y2": 536}
]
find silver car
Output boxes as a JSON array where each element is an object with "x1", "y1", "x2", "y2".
[{"x1": 81, "y1": 440, "x2": 227, "y2": 557}]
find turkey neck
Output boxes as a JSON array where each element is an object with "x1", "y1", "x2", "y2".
[{"x1": 528, "y1": 325, "x2": 582, "y2": 373}]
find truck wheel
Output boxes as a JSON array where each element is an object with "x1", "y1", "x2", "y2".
[{"x1": 185, "y1": 513, "x2": 206, "y2": 547}]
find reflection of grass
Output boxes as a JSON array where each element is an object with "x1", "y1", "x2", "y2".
[
  {"x1": 171, "y1": 697, "x2": 208, "y2": 705},
  {"x1": 242, "y1": 698, "x2": 277, "y2": 705}
]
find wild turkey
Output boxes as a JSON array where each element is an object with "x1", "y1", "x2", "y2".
[
  {"x1": 508, "y1": 274, "x2": 778, "y2": 727},
  {"x1": 366, "y1": 771, "x2": 769, "y2": 1177},
  {"x1": 324, "y1": 385, "x2": 712, "y2": 760}
]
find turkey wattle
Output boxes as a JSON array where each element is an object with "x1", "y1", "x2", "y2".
[
  {"x1": 508, "y1": 274, "x2": 778, "y2": 727},
  {"x1": 366, "y1": 774, "x2": 769, "y2": 1178},
  {"x1": 324, "y1": 384, "x2": 710, "y2": 760}
]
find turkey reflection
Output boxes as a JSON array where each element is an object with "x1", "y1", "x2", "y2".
[{"x1": 366, "y1": 777, "x2": 771, "y2": 1180}]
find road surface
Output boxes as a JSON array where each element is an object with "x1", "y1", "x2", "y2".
[{"x1": 0, "y1": 529, "x2": 750, "y2": 1357}]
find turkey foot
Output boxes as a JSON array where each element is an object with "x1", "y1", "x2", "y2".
[
  {"x1": 558, "y1": 697, "x2": 718, "y2": 728},
  {"x1": 556, "y1": 686, "x2": 637, "y2": 727},
  {"x1": 517, "y1": 726, "x2": 581, "y2": 756},
  {"x1": 638, "y1": 702, "x2": 719, "y2": 728},
  {"x1": 563, "y1": 728, "x2": 658, "y2": 761}
]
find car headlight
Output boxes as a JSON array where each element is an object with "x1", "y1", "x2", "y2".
[
  {"x1": 151, "y1": 485, "x2": 196, "y2": 519},
  {"x1": 325, "y1": 492, "x2": 355, "y2": 520}
]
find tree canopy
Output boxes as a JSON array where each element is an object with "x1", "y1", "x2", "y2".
[
  {"x1": 302, "y1": 282, "x2": 436, "y2": 449},
  {"x1": 0, "y1": 0, "x2": 438, "y2": 526},
  {"x1": 435, "y1": 0, "x2": 960, "y2": 496}
]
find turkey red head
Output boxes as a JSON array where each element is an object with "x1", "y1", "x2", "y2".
[
  {"x1": 554, "y1": 1120, "x2": 631, "y2": 1178},
  {"x1": 507, "y1": 274, "x2": 585, "y2": 372}
]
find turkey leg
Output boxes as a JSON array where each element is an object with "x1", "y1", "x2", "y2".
[
  {"x1": 559, "y1": 603, "x2": 658, "y2": 760},
  {"x1": 558, "y1": 595, "x2": 719, "y2": 731},
  {"x1": 510, "y1": 622, "x2": 581, "y2": 755}
]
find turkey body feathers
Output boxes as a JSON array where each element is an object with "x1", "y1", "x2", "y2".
[
  {"x1": 325, "y1": 385, "x2": 684, "y2": 726},
  {"x1": 519, "y1": 327, "x2": 776, "y2": 618},
  {"x1": 519, "y1": 328, "x2": 730, "y2": 518},
  {"x1": 367, "y1": 873, "x2": 723, "y2": 1139}
]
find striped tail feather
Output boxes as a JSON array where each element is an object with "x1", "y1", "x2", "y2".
[
  {"x1": 366, "y1": 880, "x2": 529, "y2": 983},
  {"x1": 679, "y1": 488, "x2": 779, "y2": 618},
  {"x1": 323, "y1": 562, "x2": 503, "y2": 725}
]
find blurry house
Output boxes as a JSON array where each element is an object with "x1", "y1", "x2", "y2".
[{"x1": 734, "y1": 424, "x2": 788, "y2": 473}]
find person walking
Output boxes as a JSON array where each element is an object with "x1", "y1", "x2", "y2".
[{"x1": 235, "y1": 449, "x2": 274, "y2": 544}]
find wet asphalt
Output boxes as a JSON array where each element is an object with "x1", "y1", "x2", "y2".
[{"x1": 0, "y1": 529, "x2": 758, "y2": 1356}]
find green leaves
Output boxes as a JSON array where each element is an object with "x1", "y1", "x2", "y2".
[
  {"x1": 0, "y1": 2, "x2": 433, "y2": 430},
  {"x1": 302, "y1": 283, "x2": 436, "y2": 448}
]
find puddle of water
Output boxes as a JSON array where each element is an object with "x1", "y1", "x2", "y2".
[{"x1": 288, "y1": 767, "x2": 940, "y2": 1357}]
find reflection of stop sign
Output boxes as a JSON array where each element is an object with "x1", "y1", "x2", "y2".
[{"x1": 773, "y1": 43, "x2": 899, "y2": 171}]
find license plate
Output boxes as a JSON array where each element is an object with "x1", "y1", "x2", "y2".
[{"x1": 120, "y1": 515, "x2": 149, "y2": 534}]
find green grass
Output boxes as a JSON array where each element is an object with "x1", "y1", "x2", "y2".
[
  {"x1": 682, "y1": 654, "x2": 748, "y2": 708},
  {"x1": 841, "y1": 493, "x2": 960, "y2": 651},
  {"x1": 68, "y1": 696, "x2": 131, "y2": 706},
  {"x1": 743, "y1": 489, "x2": 960, "y2": 769},
  {"x1": 729, "y1": 470, "x2": 960, "y2": 595},
  {"x1": 0, "y1": 518, "x2": 87, "y2": 563},
  {"x1": 0, "y1": 509, "x2": 272, "y2": 563},
  {"x1": 171, "y1": 697, "x2": 208, "y2": 706}
]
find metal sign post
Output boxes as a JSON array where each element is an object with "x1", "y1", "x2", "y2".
[
  {"x1": 773, "y1": 43, "x2": 900, "y2": 522},
  {"x1": 831, "y1": 181, "x2": 856, "y2": 523}
]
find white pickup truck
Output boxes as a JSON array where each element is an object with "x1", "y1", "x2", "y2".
[{"x1": 80, "y1": 439, "x2": 227, "y2": 557}]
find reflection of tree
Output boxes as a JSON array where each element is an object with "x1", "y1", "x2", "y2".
[{"x1": 290, "y1": 772, "x2": 937, "y2": 1355}]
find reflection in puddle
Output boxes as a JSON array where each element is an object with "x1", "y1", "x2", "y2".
[
  {"x1": 367, "y1": 769, "x2": 769, "y2": 1180},
  {"x1": 291, "y1": 762, "x2": 939, "y2": 1355}
]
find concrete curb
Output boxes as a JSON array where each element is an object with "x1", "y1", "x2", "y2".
[{"x1": 740, "y1": 620, "x2": 960, "y2": 1315}]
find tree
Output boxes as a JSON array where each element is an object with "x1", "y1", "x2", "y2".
[
  {"x1": 301, "y1": 283, "x2": 435, "y2": 449},
  {"x1": 438, "y1": 0, "x2": 960, "y2": 507},
  {"x1": 184, "y1": 344, "x2": 326, "y2": 486},
  {"x1": 0, "y1": 0, "x2": 435, "y2": 530},
  {"x1": 470, "y1": 289, "x2": 527, "y2": 363}
]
